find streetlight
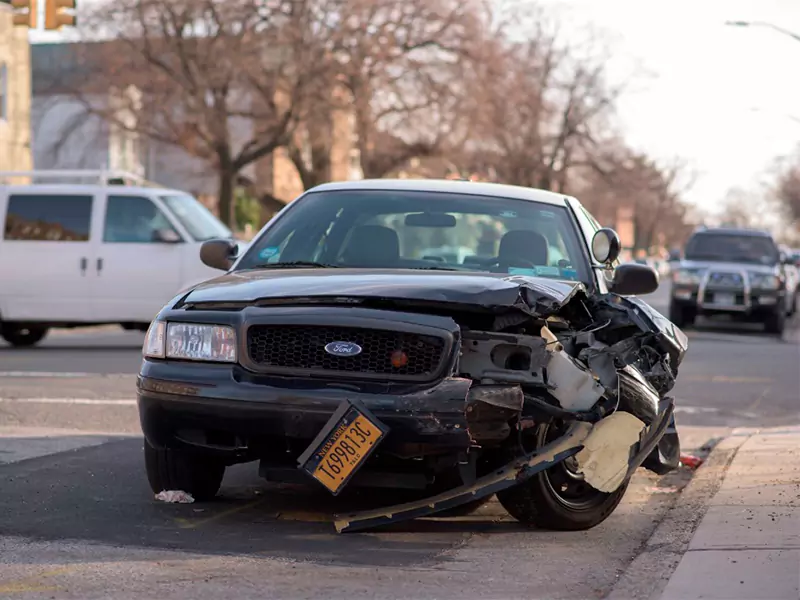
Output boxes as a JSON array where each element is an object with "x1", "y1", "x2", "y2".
[{"x1": 725, "y1": 20, "x2": 800, "y2": 43}]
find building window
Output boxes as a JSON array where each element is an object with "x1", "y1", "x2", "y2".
[{"x1": 0, "y1": 62, "x2": 8, "y2": 121}]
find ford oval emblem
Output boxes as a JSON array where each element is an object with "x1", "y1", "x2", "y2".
[{"x1": 324, "y1": 341, "x2": 363, "y2": 357}]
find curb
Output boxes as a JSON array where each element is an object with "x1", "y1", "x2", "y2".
[{"x1": 605, "y1": 433, "x2": 750, "y2": 600}]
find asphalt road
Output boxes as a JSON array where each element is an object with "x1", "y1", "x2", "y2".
[{"x1": 0, "y1": 280, "x2": 797, "y2": 598}]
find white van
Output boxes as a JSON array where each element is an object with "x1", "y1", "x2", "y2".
[{"x1": 0, "y1": 171, "x2": 241, "y2": 347}]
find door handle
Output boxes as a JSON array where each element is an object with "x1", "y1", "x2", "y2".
[
  {"x1": 97, "y1": 258, "x2": 103, "y2": 273},
  {"x1": 80, "y1": 257, "x2": 87, "y2": 275}
]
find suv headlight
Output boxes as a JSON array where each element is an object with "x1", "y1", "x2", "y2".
[
  {"x1": 749, "y1": 273, "x2": 781, "y2": 290},
  {"x1": 672, "y1": 269, "x2": 704, "y2": 285},
  {"x1": 143, "y1": 321, "x2": 237, "y2": 362}
]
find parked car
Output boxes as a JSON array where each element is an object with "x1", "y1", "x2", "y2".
[
  {"x1": 137, "y1": 179, "x2": 687, "y2": 534},
  {"x1": 669, "y1": 227, "x2": 795, "y2": 334},
  {"x1": 0, "y1": 170, "x2": 245, "y2": 347}
]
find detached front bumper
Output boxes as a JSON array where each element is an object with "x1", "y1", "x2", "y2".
[{"x1": 137, "y1": 360, "x2": 473, "y2": 459}]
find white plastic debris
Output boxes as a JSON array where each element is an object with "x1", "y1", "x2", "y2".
[
  {"x1": 155, "y1": 490, "x2": 195, "y2": 504},
  {"x1": 541, "y1": 325, "x2": 606, "y2": 411},
  {"x1": 575, "y1": 411, "x2": 646, "y2": 492}
]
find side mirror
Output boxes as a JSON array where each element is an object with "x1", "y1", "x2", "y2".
[
  {"x1": 610, "y1": 263, "x2": 660, "y2": 296},
  {"x1": 153, "y1": 228, "x2": 182, "y2": 243},
  {"x1": 591, "y1": 228, "x2": 622, "y2": 265},
  {"x1": 200, "y1": 238, "x2": 238, "y2": 271}
]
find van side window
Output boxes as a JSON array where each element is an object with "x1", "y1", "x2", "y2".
[
  {"x1": 3, "y1": 194, "x2": 93, "y2": 241},
  {"x1": 104, "y1": 196, "x2": 179, "y2": 243}
]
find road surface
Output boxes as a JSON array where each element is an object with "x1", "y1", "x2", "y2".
[{"x1": 0, "y1": 280, "x2": 797, "y2": 598}]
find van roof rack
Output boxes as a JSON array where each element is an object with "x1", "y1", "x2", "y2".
[{"x1": 0, "y1": 170, "x2": 163, "y2": 187}]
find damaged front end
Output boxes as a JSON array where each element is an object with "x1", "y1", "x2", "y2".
[{"x1": 334, "y1": 281, "x2": 686, "y2": 533}]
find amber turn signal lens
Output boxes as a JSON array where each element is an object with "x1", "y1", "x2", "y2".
[{"x1": 390, "y1": 350, "x2": 408, "y2": 368}]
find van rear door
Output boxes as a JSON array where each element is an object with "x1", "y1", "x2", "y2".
[{"x1": 0, "y1": 191, "x2": 100, "y2": 322}]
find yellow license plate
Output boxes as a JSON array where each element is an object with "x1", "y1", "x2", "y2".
[{"x1": 298, "y1": 402, "x2": 387, "y2": 495}]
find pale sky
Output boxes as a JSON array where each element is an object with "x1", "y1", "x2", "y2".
[
  {"x1": 31, "y1": 0, "x2": 800, "y2": 215},
  {"x1": 545, "y1": 0, "x2": 800, "y2": 214}
]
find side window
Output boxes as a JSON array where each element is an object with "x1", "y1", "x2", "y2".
[
  {"x1": 3, "y1": 194, "x2": 93, "y2": 241},
  {"x1": 103, "y1": 196, "x2": 178, "y2": 243}
]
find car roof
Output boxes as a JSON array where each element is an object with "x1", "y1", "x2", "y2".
[
  {"x1": 691, "y1": 227, "x2": 773, "y2": 238},
  {"x1": 307, "y1": 179, "x2": 572, "y2": 207},
  {"x1": 2, "y1": 184, "x2": 185, "y2": 196}
]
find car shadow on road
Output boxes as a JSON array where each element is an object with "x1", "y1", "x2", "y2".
[{"x1": 0, "y1": 436, "x2": 690, "y2": 567}]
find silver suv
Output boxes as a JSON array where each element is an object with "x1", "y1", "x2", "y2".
[{"x1": 669, "y1": 228, "x2": 794, "y2": 335}]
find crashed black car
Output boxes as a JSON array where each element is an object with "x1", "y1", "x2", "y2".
[{"x1": 138, "y1": 179, "x2": 688, "y2": 533}]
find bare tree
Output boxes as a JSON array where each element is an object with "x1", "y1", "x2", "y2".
[
  {"x1": 774, "y1": 153, "x2": 800, "y2": 226},
  {"x1": 456, "y1": 6, "x2": 621, "y2": 193},
  {"x1": 58, "y1": 0, "x2": 338, "y2": 226}
]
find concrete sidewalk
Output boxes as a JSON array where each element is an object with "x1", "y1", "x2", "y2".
[{"x1": 659, "y1": 426, "x2": 800, "y2": 600}]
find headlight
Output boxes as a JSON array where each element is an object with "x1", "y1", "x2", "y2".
[
  {"x1": 749, "y1": 273, "x2": 781, "y2": 290},
  {"x1": 143, "y1": 322, "x2": 237, "y2": 362},
  {"x1": 672, "y1": 269, "x2": 703, "y2": 285}
]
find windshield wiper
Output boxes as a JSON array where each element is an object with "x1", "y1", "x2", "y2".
[
  {"x1": 407, "y1": 265, "x2": 462, "y2": 271},
  {"x1": 251, "y1": 261, "x2": 340, "y2": 269}
]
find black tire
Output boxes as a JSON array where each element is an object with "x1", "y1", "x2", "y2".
[
  {"x1": 144, "y1": 440, "x2": 225, "y2": 501},
  {"x1": 764, "y1": 306, "x2": 786, "y2": 335},
  {"x1": 668, "y1": 302, "x2": 694, "y2": 328},
  {"x1": 496, "y1": 423, "x2": 629, "y2": 531},
  {"x1": 0, "y1": 324, "x2": 49, "y2": 348}
]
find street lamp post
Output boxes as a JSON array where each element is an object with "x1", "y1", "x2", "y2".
[{"x1": 726, "y1": 20, "x2": 800, "y2": 43}]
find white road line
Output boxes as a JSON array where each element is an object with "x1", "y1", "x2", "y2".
[{"x1": 0, "y1": 398, "x2": 136, "y2": 406}]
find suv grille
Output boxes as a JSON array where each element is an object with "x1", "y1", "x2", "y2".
[{"x1": 246, "y1": 325, "x2": 447, "y2": 380}]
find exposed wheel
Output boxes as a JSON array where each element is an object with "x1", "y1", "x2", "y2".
[
  {"x1": 668, "y1": 302, "x2": 694, "y2": 328},
  {"x1": 144, "y1": 439, "x2": 225, "y2": 501},
  {"x1": 496, "y1": 422, "x2": 629, "y2": 531},
  {"x1": 0, "y1": 324, "x2": 49, "y2": 348},
  {"x1": 764, "y1": 306, "x2": 786, "y2": 335}
]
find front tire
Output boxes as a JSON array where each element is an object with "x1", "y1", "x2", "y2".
[
  {"x1": 496, "y1": 423, "x2": 629, "y2": 531},
  {"x1": 764, "y1": 306, "x2": 786, "y2": 335},
  {"x1": 144, "y1": 440, "x2": 226, "y2": 501},
  {"x1": 0, "y1": 324, "x2": 49, "y2": 347},
  {"x1": 668, "y1": 302, "x2": 695, "y2": 328}
]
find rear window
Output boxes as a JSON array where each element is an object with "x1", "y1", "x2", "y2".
[
  {"x1": 3, "y1": 194, "x2": 93, "y2": 242},
  {"x1": 685, "y1": 233, "x2": 778, "y2": 265}
]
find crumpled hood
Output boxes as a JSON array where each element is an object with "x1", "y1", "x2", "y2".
[
  {"x1": 679, "y1": 259, "x2": 778, "y2": 274},
  {"x1": 180, "y1": 268, "x2": 586, "y2": 314}
]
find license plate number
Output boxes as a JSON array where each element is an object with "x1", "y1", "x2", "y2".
[
  {"x1": 297, "y1": 401, "x2": 387, "y2": 495},
  {"x1": 714, "y1": 293, "x2": 735, "y2": 305}
]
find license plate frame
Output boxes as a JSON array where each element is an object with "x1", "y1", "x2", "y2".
[
  {"x1": 714, "y1": 292, "x2": 736, "y2": 306},
  {"x1": 297, "y1": 400, "x2": 389, "y2": 496}
]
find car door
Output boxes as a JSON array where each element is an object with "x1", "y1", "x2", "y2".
[
  {"x1": 92, "y1": 192, "x2": 185, "y2": 323},
  {"x1": 0, "y1": 191, "x2": 99, "y2": 322}
]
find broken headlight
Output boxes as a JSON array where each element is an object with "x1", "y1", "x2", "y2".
[
  {"x1": 672, "y1": 268, "x2": 704, "y2": 285},
  {"x1": 748, "y1": 272, "x2": 781, "y2": 290},
  {"x1": 143, "y1": 321, "x2": 237, "y2": 362}
]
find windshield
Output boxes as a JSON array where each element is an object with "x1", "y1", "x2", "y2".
[
  {"x1": 160, "y1": 194, "x2": 232, "y2": 242},
  {"x1": 237, "y1": 190, "x2": 591, "y2": 284},
  {"x1": 684, "y1": 233, "x2": 779, "y2": 265}
]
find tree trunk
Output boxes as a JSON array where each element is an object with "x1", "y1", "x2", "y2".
[{"x1": 217, "y1": 167, "x2": 236, "y2": 228}]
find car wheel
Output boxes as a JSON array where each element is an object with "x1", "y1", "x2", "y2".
[
  {"x1": 0, "y1": 324, "x2": 49, "y2": 348},
  {"x1": 668, "y1": 302, "x2": 694, "y2": 328},
  {"x1": 764, "y1": 306, "x2": 786, "y2": 335},
  {"x1": 496, "y1": 422, "x2": 629, "y2": 531},
  {"x1": 144, "y1": 440, "x2": 226, "y2": 501}
]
